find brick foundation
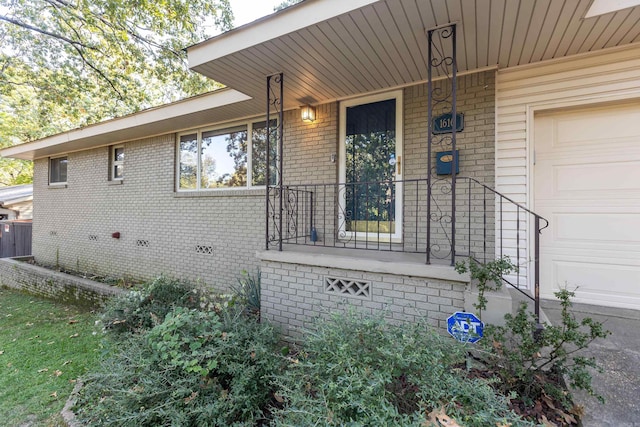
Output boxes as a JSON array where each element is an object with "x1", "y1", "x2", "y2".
[{"x1": 258, "y1": 250, "x2": 469, "y2": 341}]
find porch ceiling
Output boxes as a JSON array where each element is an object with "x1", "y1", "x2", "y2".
[{"x1": 188, "y1": 0, "x2": 640, "y2": 108}]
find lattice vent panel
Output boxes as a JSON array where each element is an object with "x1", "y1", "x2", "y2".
[
  {"x1": 324, "y1": 277, "x2": 371, "y2": 300},
  {"x1": 195, "y1": 245, "x2": 214, "y2": 255}
]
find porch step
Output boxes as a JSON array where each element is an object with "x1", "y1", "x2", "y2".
[{"x1": 508, "y1": 288, "x2": 551, "y2": 326}]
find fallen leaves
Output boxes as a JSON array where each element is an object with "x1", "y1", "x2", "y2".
[
  {"x1": 559, "y1": 410, "x2": 577, "y2": 425},
  {"x1": 69, "y1": 333, "x2": 79, "y2": 338},
  {"x1": 426, "y1": 407, "x2": 462, "y2": 427},
  {"x1": 539, "y1": 414, "x2": 555, "y2": 426},
  {"x1": 183, "y1": 391, "x2": 198, "y2": 404}
]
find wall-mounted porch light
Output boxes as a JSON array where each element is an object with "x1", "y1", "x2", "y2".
[{"x1": 301, "y1": 105, "x2": 316, "y2": 123}]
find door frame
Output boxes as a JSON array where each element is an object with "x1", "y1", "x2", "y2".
[{"x1": 338, "y1": 89, "x2": 404, "y2": 242}]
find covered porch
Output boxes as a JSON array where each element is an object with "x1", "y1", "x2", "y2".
[
  {"x1": 247, "y1": 25, "x2": 546, "y2": 335},
  {"x1": 184, "y1": 0, "x2": 639, "y2": 333}
]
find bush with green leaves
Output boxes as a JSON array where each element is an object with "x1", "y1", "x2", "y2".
[
  {"x1": 456, "y1": 256, "x2": 610, "y2": 417},
  {"x1": 99, "y1": 276, "x2": 207, "y2": 334},
  {"x1": 481, "y1": 288, "x2": 610, "y2": 411},
  {"x1": 271, "y1": 310, "x2": 533, "y2": 427},
  {"x1": 455, "y1": 256, "x2": 516, "y2": 315},
  {"x1": 75, "y1": 307, "x2": 283, "y2": 426}
]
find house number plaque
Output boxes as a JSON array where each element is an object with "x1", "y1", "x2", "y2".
[{"x1": 433, "y1": 112, "x2": 464, "y2": 134}]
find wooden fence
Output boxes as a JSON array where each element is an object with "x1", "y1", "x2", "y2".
[{"x1": 0, "y1": 220, "x2": 32, "y2": 258}]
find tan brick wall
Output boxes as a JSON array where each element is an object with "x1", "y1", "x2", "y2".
[
  {"x1": 33, "y1": 134, "x2": 265, "y2": 292},
  {"x1": 403, "y1": 71, "x2": 496, "y2": 259},
  {"x1": 31, "y1": 70, "x2": 495, "y2": 292},
  {"x1": 0, "y1": 256, "x2": 124, "y2": 308},
  {"x1": 284, "y1": 102, "x2": 338, "y2": 185},
  {"x1": 403, "y1": 71, "x2": 495, "y2": 185},
  {"x1": 261, "y1": 259, "x2": 466, "y2": 340}
]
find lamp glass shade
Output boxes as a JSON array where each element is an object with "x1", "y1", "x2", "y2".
[{"x1": 301, "y1": 105, "x2": 316, "y2": 122}]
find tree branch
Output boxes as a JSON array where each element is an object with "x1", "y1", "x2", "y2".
[
  {"x1": 48, "y1": 0, "x2": 184, "y2": 60},
  {"x1": 68, "y1": 42, "x2": 123, "y2": 99},
  {"x1": 0, "y1": 15, "x2": 95, "y2": 50}
]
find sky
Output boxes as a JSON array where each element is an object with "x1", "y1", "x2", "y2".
[{"x1": 230, "y1": 0, "x2": 285, "y2": 27}]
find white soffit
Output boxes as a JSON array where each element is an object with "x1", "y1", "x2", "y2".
[
  {"x1": 585, "y1": 0, "x2": 640, "y2": 18},
  {"x1": 188, "y1": 0, "x2": 640, "y2": 109},
  {"x1": 187, "y1": 0, "x2": 381, "y2": 68},
  {"x1": 1, "y1": 89, "x2": 252, "y2": 160}
]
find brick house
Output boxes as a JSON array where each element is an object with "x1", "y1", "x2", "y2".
[{"x1": 2, "y1": 0, "x2": 639, "y2": 336}]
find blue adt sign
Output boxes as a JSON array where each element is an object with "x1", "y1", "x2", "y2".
[{"x1": 447, "y1": 312, "x2": 484, "y2": 344}]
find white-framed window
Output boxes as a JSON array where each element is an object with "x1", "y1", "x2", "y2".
[
  {"x1": 177, "y1": 119, "x2": 277, "y2": 191},
  {"x1": 49, "y1": 156, "x2": 68, "y2": 184},
  {"x1": 111, "y1": 145, "x2": 124, "y2": 180},
  {"x1": 338, "y1": 90, "x2": 403, "y2": 242}
]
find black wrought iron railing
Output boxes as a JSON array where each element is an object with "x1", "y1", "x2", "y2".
[
  {"x1": 266, "y1": 177, "x2": 549, "y2": 320},
  {"x1": 459, "y1": 177, "x2": 549, "y2": 322}
]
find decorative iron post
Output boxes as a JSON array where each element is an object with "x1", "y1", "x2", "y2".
[
  {"x1": 426, "y1": 24, "x2": 457, "y2": 266},
  {"x1": 266, "y1": 73, "x2": 284, "y2": 251}
]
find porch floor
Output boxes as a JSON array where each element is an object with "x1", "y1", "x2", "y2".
[{"x1": 259, "y1": 244, "x2": 468, "y2": 283}]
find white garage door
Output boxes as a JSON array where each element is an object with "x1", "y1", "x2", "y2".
[{"x1": 534, "y1": 102, "x2": 640, "y2": 310}]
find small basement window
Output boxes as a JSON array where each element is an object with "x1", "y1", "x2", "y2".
[{"x1": 49, "y1": 156, "x2": 68, "y2": 184}]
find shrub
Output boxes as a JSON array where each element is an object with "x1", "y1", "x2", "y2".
[
  {"x1": 481, "y1": 288, "x2": 610, "y2": 412},
  {"x1": 271, "y1": 310, "x2": 532, "y2": 427},
  {"x1": 99, "y1": 276, "x2": 204, "y2": 334},
  {"x1": 457, "y1": 257, "x2": 610, "y2": 422},
  {"x1": 75, "y1": 307, "x2": 283, "y2": 426},
  {"x1": 455, "y1": 256, "x2": 516, "y2": 315},
  {"x1": 230, "y1": 270, "x2": 261, "y2": 318}
]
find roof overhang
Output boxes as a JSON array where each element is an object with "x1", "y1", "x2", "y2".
[
  {"x1": 1, "y1": 89, "x2": 253, "y2": 160},
  {"x1": 188, "y1": 0, "x2": 640, "y2": 110},
  {"x1": 4, "y1": 0, "x2": 640, "y2": 160},
  {"x1": 0, "y1": 184, "x2": 33, "y2": 205},
  {"x1": 1, "y1": 196, "x2": 32, "y2": 206}
]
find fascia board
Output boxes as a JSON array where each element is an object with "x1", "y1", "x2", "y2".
[
  {"x1": 2, "y1": 196, "x2": 33, "y2": 205},
  {"x1": 187, "y1": 0, "x2": 381, "y2": 69},
  {"x1": 1, "y1": 89, "x2": 251, "y2": 160}
]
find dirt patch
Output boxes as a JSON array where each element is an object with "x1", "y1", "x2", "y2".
[{"x1": 24, "y1": 258, "x2": 142, "y2": 289}]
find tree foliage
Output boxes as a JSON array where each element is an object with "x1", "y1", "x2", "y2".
[
  {"x1": 0, "y1": 0, "x2": 234, "y2": 181},
  {"x1": 274, "y1": 0, "x2": 303, "y2": 12}
]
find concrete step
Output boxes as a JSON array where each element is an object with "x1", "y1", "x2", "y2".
[
  {"x1": 463, "y1": 284, "x2": 550, "y2": 327},
  {"x1": 508, "y1": 287, "x2": 551, "y2": 326}
]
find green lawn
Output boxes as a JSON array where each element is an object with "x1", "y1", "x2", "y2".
[{"x1": 0, "y1": 287, "x2": 102, "y2": 426}]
